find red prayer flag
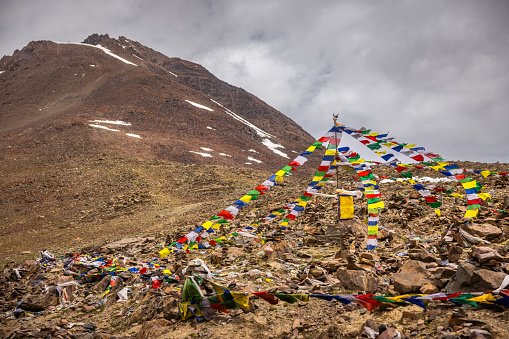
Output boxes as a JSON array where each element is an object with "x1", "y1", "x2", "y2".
[
  {"x1": 217, "y1": 210, "x2": 234, "y2": 220},
  {"x1": 433, "y1": 292, "x2": 461, "y2": 301},
  {"x1": 411, "y1": 155, "x2": 424, "y2": 162},
  {"x1": 252, "y1": 292, "x2": 279, "y2": 305},
  {"x1": 354, "y1": 294, "x2": 381, "y2": 311},
  {"x1": 210, "y1": 303, "x2": 229, "y2": 313},
  {"x1": 152, "y1": 279, "x2": 162, "y2": 289}
]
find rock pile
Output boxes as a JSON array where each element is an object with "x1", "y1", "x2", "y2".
[{"x1": 1, "y1": 169, "x2": 509, "y2": 338}]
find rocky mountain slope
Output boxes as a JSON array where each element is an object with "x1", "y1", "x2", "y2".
[{"x1": 0, "y1": 34, "x2": 315, "y2": 171}]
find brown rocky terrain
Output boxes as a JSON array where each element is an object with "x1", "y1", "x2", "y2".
[{"x1": 0, "y1": 150, "x2": 508, "y2": 338}]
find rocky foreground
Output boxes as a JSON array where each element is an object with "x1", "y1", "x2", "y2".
[{"x1": 1, "y1": 165, "x2": 509, "y2": 338}]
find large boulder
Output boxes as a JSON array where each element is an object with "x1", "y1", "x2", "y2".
[
  {"x1": 445, "y1": 262, "x2": 506, "y2": 293},
  {"x1": 20, "y1": 289, "x2": 59, "y2": 312},
  {"x1": 392, "y1": 260, "x2": 435, "y2": 294},
  {"x1": 462, "y1": 223, "x2": 502, "y2": 240},
  {"x1": 337, "y1": 269, "x2": 379, "y2": 293}
]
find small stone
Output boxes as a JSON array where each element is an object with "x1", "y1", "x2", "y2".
[
  {"x1": 82, "y1": 305, "x2": 96, "y2": 313},
  {"x1": 420, "y1": 282, "x2": 439, "y2": 294}
]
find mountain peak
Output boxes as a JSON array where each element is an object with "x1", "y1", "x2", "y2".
[{"x1": 0, "y1": 34, "x2": 316, "y2": 171}]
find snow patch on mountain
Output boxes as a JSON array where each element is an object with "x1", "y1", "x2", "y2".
[
  {"x1": 185, "y1": 100, "x2": 213, "y2": 111},
  {"x1": 90, "y1": 120, "x2": 131, "y2": 126},
  {"x1": 248, "y1": 156, "x2": 262, "y2": 164},
  {"x1": 89, "y1": 124, "x2": 120, "y2": 132},
  {"x1": 53, "y1": 42, "x2": 137, "y2": 66},
  {"x1": 189, "y1": 151, "x2": 213, "y2": 158},
  {"x1": 262, "y1": 138, "x2": 288, "y2": 158}
]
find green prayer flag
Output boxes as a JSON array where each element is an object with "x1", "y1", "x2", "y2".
[
  {"x1": 367, "y1": 197, "x2": 381, "y2": 204},
  {"x1": 271, "y1": 293, "x2": 298, "y2": 303},
  {"x1": 367, "y1": 143, "x2": 382, "y2": 150},
  {"x1": 450, "y1": 294, "x2": 478, "y2": 308}
]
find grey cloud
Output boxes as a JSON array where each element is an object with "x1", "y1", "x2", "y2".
[{"x1": 0, "y1": 0, "x2": 508, "y2": 162}]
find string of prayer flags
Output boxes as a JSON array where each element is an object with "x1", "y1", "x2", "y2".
[
  {"x1": 340, "y1": 124, "x2": 498, "y2": 219},
  {"x1": 161, "y1": 134, "x2": 335, "y2": 256}
]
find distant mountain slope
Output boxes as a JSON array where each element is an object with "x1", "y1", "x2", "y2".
[{"x1": 0, "y1": 34, "x2": 316, "y2": 171}]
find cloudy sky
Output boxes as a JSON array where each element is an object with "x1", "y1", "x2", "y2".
[{"x1": 1, "y1": 0, "x2": 508, "y2": 163}]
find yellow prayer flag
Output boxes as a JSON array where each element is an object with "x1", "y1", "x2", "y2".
[
  {"x1": 275, "y1": 176, "x2": 284, "y2": 182},
  {"x1": 202, "y1": 221, "x2": 214, "y2": 229},
  {"x1": 451, "y1": 193, "x2": 463, "y2": 198},
  {"x1": 464, "y1": 209, "x2": 478, "y2": 218},
  {"x1": 324, "y1": 149, "x2": 336, "y2": 155},
  {"x1": 212, "y1": 223, "x2": 221, "y2": 229},
  {"x1": 231, "y1": 292, "x2": 250, "y2": 311},
  {"x1": 159, "y1": 247, "x2": 171, "y2": 258},
  {"x1": 461, "y1": 181, "x2": 478, "y2": 189},
  {"x1": 368, "y1": 201, "x2": 385, "y2": 209},
  {"x1": 467, "y1": 293, "x2": 496, "y2": 303},
  {"x1": 404, "y1": 144, "x2": 415, "y2": 148},
  {"x1": 407, "y1": 179, "x2": 416, "y2": 185},
  {"x1": 434, "y1": 209, "x2": 441, "y2": 216},
  {"x1": 275, "y1": 170, "x2": 286, "y2": 176},
  {"x1": 481, "y1": 170, "x2": 491, "y2": 178},
  {"x1": 437, "y1": 162, "x2": 449, "y2": 166},
  {"x1": 240, "y1": 195, "x2": 252, "y2": 203},
  {"x1": 305, "y1": 146, "x2": 316, "y2": 152},
  {"x1": 478, "y1": 193, "x2": 491, "y2": 200},
  {"x1": 339, "y1": 195, "x2": 354, "y2": 220},
  {"x1": 163, "y1": 269, "x2": 172, "y2": 274},
  {"x1": 374, "y1": 150, "x2": 386, "y2": 155}
]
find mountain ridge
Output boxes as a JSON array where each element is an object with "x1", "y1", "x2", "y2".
[{"x1": 0, "y1": 33, "x2": 316, "y2": 171}]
